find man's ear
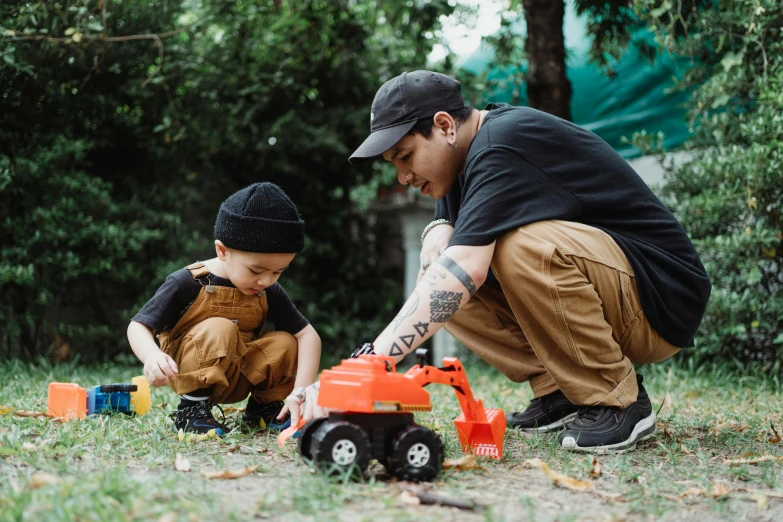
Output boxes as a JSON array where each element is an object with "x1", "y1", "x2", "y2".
[
  {"x1": 215, "y1": 240, "x2": 229, "y2": 261},
  {"x1": 432, "y1": 111, "x2": 456, "y2": 138}
]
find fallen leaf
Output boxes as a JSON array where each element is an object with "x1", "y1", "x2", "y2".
[
  {"x1": 724, "y1": 455, "x2": 783, "y2": 466},
  {"x1": 711, "y1": 482, "x2": 730, "y2": 498},
  {"x1": 0, "y1": 406, "x2": 11, "y2": 415},
  {"x1": 400, "y1": 490, "x2": 421, "y2": 506},
  {"x1": 523, "y1": 458, "x2": 593, "y2": 491},
  {"x1": 674, "y1": 487, "x2": 706, "y2": 501},
  {"x1": 158, "y1": 513, "x2": 177, "y2": 522},
  {"x1": 710, "y1": 422, "x2": 750, "y2": 434},
  {"x1": 195, "y1": 430, "x2": 217, "y2": 441},
  {"x1": 750, "y1": 493, "x2": 769, "y2": 511},
  {"x1": 14, "y1": 410, "x2": 49, "y2": 418},
  {"x1": 175, "y1": 453, "x2": 191, "y2": 472},
  {"x1": 443, "y1": 454, "x2": 484, "y2": 471},
  {"x1": 29, "y1": 471, "x2": 59, "y2": 489},
  {"x1": 589, "y1": 458, "x2": 602, "y2": 479},
  {"x1": 202, "y1": 465, "x2": 260, "y2": 479}
]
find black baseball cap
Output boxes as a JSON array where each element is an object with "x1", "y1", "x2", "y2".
[{"x1": 349, "y1": 70, "x2": 465, "y2": 165}]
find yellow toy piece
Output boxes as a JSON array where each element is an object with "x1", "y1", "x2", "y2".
[{"x1": 130, "y1": 375, "x2": 151, "y2": 416}]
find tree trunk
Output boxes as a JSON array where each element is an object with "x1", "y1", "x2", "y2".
[{"x1": 522, "y1": 0, "x2": 572, "y2": 120}]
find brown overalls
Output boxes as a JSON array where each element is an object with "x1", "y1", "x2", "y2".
[{"x1": 158, "y1": 263, "x2": 298, "y2": 404}]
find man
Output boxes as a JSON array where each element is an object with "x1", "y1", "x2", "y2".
[{"x1": 305, "y1": 70, "x2": 711, "y2": 453}]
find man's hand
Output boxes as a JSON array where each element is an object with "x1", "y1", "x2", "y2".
[
  {"x1": 143, "y1": 350, "x2": 178, "y2": 386},
  {"x1": 301, "y1": 381, "x2": 327, "y2": 423},
  {"x1": 418, "y1": 223, "x2": 454, "y2": 283}
]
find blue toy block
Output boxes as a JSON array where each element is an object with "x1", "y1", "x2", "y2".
[{"x1": 86, "y1": 384, "x2": 136, "y2": 415}]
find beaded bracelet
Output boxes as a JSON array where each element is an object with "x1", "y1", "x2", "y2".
[{"x1": 420, "y1": 219, "x2": 453, "y2": 243}]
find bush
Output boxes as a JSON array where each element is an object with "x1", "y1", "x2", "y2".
[
  {"x1": 0, "y1": 0, "x2": 457, "y2": 360},
  {"x1": 636, "y1": 0, "x2": 783, "y2": 365}
]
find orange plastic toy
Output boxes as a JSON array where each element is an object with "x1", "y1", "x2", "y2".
[
  {"x1": 279, "y1": 349, "x2": 505, "y2": 481},
  {"x1": 47, "y1": 382, "x2": 87, "y2": 420}
]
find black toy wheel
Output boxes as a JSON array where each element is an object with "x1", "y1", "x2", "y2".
[
  {"x1": 310, "y1": 421, "x2": 371, "y2": 479},
  {"x1": 298, "y1": 417, "x2": 328, "y2": 461},
  {"x1": 387, "y1": 425, "x2": 444, "y2": 482},
  {"x1": 99, "y1": 384, "x2": 138, "y2": 393}
]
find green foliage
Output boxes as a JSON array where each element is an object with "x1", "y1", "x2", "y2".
[
  {"x1": 634, "y1": 0, "x2": 783, "y2": 365},
  {"x1": 0, "y1": 0, "x2": 455, "y2": 360}
]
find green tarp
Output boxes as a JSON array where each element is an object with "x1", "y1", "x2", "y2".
[{"x1": 459, "y1": 3, "x2": 692, "y2": 158}]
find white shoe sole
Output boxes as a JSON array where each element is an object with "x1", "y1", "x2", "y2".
[
  {"x1": 560, "y1": 412, "x2": 656, "y2": 454},
  {"x1": 515, "y1": 412, "x2": 579, "y2": 433}
]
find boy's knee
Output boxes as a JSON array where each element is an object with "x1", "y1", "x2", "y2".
[
  {"x1": 177, "y1": 317, "x2": 242, "y2": 367},
  {"x1": 197, "y1": 317, "x2": 241, "y2": 336},
  {"x1": 266, "y1": 331, "x2": 298, "y2": 372}
]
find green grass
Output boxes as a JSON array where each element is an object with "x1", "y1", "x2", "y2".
[{"x1": 2, "y1": 357, "x2": 783, "y2": 521}]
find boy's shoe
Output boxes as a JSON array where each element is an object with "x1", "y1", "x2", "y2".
[
  {"x1": 506, "y1": 389, "x2": 579, "y2": 432},
  {"x1": 559, "y1": 374, "x2": 655, "y2": 454},
  {"x1": 242, "y1": 398, "x2": 290, "y2": 431},
  {"x1": 169, "y1": 401, "x2": 229, "y2": 437}
]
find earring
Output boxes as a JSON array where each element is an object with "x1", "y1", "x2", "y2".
[{"x1": 451, "y1": 142, "x2": 457, "y2": 149}]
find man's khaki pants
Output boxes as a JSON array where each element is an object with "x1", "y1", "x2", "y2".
[{"x1": 445, "y1": 220, "x2": 680, "y2": 409}]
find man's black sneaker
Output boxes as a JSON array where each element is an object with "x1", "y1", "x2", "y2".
[
  {"x1": 169, "y1": 401, "x2": 228, "y2": 437},
  {"x1": 559, "y1": 374, "x2": 655, "y2": 454},
  {"x1": 506, "y1": 389, "x2": 579, "y2": 433},
  {"x1": 242, "y1": 398, "x2": 290, "y2": 431}
]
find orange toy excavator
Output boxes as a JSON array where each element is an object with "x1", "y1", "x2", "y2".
[{"x1": 279, "y1": 348, "x2": 506, "y2": 482}]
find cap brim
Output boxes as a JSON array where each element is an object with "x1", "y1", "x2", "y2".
[{"x1": 348, "y1": 120, "x2": 417, "y2": 165}]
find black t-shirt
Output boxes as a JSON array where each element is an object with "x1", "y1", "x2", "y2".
[
  {"x1": 132, "y1": 268, "x2": 309, "y2": 335},
  {"x1": 435, "y1": 103, "x2": 711, "y2": 348}
]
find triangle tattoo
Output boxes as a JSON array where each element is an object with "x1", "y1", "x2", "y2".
[{"x1": 413, "y1": 322, "x2": 430, "y2": 337}]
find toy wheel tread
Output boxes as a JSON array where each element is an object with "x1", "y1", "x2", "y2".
[
  {"x1": 310, "y1": 421, "x2": 371, "y2": 479},
  {"x1": 387, "y1": 425, "x2": 443, "y2": 482},
  {"x1": 99, "y1": 384, "x2": 138, "y2": 393},
  {"x1": 298, "y1": 417, "x2": 328, "y2": 461}
]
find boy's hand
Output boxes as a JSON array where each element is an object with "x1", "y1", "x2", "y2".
[
  {"x1": 301, "y1": 382, "x2": 327, "y2": 423},
  {"x1": 144, "y1": 350, "x2": 178, "y2": 386},
  {"x1": 278, "y1": 386, "x2": 307, "y2": 427}
]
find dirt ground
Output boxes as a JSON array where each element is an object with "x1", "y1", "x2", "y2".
[{"x1": 114, "y1": 428, "x2": 783, "y2": 522}]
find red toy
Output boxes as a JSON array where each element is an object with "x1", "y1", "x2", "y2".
[{"x1": 279, "y1": 349, "x2": 506, "y2": 481}]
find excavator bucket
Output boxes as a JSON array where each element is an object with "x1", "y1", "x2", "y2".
[{"x1": 452, "y1": 400, "x2": 506, "y2": 460}]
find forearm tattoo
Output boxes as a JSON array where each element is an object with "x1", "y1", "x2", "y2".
[
  {"x1": 435, "y1": 256, "x2": 477, "y2": 296},
  {"x1": 391, "y1": 291, "x2": 419, "y2": 332},
  {"x1": 422, "y1": 267, "x2": 446, "y2": 286},
  {"x1": 429, "y1": 290, "x2": 463, "y2": 323}
]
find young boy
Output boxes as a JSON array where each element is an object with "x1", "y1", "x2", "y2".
[{"x1": 127, "y1": 182, "x2": 321, "y2": 436}]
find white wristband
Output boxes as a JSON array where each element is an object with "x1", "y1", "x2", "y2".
[{"x1": 420, "y1": 219, "x2": 452, "y2": 243}]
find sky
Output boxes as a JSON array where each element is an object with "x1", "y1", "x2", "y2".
[{"x1": 429, "y1": 0, "x2": 503, "y2": 63}]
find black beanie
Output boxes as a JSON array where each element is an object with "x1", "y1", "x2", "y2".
[{"x1": 214, "y1": 182, "x2": 305, "y2": 253}]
